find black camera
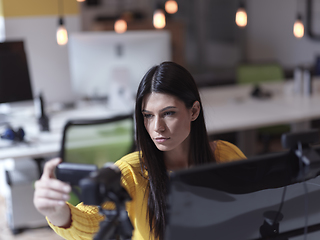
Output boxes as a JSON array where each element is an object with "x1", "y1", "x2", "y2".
[
  {"x1": 56, "y1": 162, "x2": 133, "y2": 240},
  {"x1": 55, "y1": 162, "x2": 98, "y2": 186},
  {"x1": 79, "y1": 163, "x2": 129, "y2": 205}
]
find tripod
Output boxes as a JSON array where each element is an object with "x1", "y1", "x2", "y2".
[{"x1": 94, "y1": 188, "x2": 133, "y2": 240}]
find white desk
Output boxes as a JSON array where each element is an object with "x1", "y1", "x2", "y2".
[
  {"x1": 0, "y1": 78, "x2": 320, "y2": 160},
  {"x1": 0, "y1": 102, "x2": 131, "y2": 160},
  {"x1": 200, "y1": 77, "x2": 320, "y2": 155},
  {"x1": 201, "y1": 78, "x2": 320, "y2": 134}
]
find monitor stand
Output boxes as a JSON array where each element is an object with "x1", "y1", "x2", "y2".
[
  {"x1": 0, "y1": 103, "x2": 10, "y2": 125},
  {"x1": 0, "y1": 113, "x2": 8, "y2": 125}
]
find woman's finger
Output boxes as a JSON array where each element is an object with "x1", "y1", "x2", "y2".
[
  {"x1": 35, "y1": 197, "x2": 67, "y2": 209},
  {"x1": 36, "y1": 192, "x2": 69, "y2": 203},
  {"x1": 35, "y1": 178, "x2": 71, "y2": 194},
  {"x1": 41, "y1": 158, "x2": 61, "y2": 180},
  {"x1": 34, "y1": 186, "x2": 70, "y2": 201}
]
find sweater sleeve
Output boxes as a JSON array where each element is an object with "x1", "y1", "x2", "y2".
[
  {"x1": 47, "y1": 202, "x2": 104, "y2": 240},
  {"x1": 47, "y1": 153, "x2": 139, "y2": 240}
]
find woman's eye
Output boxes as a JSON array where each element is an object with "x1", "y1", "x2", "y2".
[
  {"x1": 164, "y1": 111, "x2": 175, "y2": 117},
  {"x1": 143, "y1": 114, "x2": 152, "y2": 119}
]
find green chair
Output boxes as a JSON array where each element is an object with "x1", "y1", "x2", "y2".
[
  {"x1": 59, "y1": 114, "x2": 135, "y2": 205},
  {"x1": 236, "y1": 63, "x2": 290, "y2": 153},
  {"x1": 237, "y1": 63, "x2": 285, "y2": 85}
]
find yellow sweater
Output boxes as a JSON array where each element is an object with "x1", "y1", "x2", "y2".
[{"x1": 48, "y1": 140, "x2": 246, "y2": 240}]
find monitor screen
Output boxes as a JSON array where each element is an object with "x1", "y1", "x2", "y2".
[
  {"x1": 0, "y1": 41, "x2": 33, "y2": 104},
  {"x1": 166, "y1": 148, "x2": 320, "y2": 240},
  {"x1": 68, "y1": 30, "x2": 172, "y2": 102}
]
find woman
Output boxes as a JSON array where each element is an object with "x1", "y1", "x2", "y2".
[{"x1": 34, "y1": 61, "x2": 246, "y2": 240}]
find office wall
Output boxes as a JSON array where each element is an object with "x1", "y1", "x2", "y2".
[
  {"x1": 79, "y1": 0, "x2": 242, "y2": 71},
  {"x1": 80, "y1": 0, "x2": 152, "y2": 31},
  {"x1": 79, "y1": 0, "x2": 320, "y2": 71},
  {"x1": 2, "y1": 0, "x2": 81, "y2": 104},
  {"x1": 246, "y1": 0, "x2": 320, "y2": 69},
  {"x1": 0, "y1": 2, "x2": 5, "y2": 41},
  {"x1": 183, "y1": 0, "x2": 240, "y2": 69},
  {"x1": 3, "y1": 0, "x2": 319, "y2": 100}
]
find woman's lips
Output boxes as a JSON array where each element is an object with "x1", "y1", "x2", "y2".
[{"x1": 154, "y1": 137, "x2": 170, "y2": 143}]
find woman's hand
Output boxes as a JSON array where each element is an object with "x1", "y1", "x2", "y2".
[{"x1": 33, "y1": 158, "x2": 72, "y2": 227}]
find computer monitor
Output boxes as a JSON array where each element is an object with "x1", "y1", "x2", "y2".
[
  {"x1": 166, "y1": 145, "x2": 320, "y2": 239},
  {"x1": 0, "y1": 41, "x2": 33, "y2": 104},
  {"x1": 68, "y1": 30, "x2": 172, "y2": 107},
  {"x1": 0, "y1": 41, "x2": 34, "y2": 124}
]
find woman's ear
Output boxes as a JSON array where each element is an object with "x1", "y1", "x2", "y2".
[{"x1": 191, "y1": 101, "x2": 200, "y2": 121}]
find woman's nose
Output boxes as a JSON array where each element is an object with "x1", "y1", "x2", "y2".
[{"x1": 154, "y1": 117, "x2": 165, "y2": 132}]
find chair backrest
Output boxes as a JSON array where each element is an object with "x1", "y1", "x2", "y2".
[
  {"x1": 59, "y1": 114, "x2": 135, "y2": 206},
  {"x1": 60, "y1": 114, "x2": 135, "y2": 168},
  {"x1": 236, "y1": 63, "x2": 285, "y2": 85}
]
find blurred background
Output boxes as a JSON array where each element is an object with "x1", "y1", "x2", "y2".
[
  {"x1": 1, "y1": 0, "x2": 319, "y2": 104},
  {"x1": 1, "y1": 0, "x2": 320, "y2": 238}
]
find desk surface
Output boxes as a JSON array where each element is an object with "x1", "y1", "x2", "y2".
[
  {"x1": 1, "y1": 78, "x2": 320, "y2": 160},
  {"x1": 201, "y1": 77, "x2": 320, "y2": 134},
  {"x1": 0, "y1": 103, "x2": 131, "y2": 160}
]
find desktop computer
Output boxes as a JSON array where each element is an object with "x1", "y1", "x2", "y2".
[
  {"x1": 68, "y1": 30, "x2": 172, "y2": 111},
  {"x1": 1, "y1": 158, "x2": 48, "y2": 234}
]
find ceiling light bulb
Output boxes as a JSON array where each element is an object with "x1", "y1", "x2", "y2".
[
  {"x1": 293, "y1": 18, "x2": 304, "y2": 38},
  {"x1": 235, "y1": 8, "x2": 247, "y2": 27},
  {"x1": 165, "y1": 0, "x2": 178, "y2": 14},
  {"x1": 153, "y1": 9, "x2": 166, "y2": 29},
  {"x1": 114, "y1": 19, "x2": 127, "y2": 34},
  {"x1": 57, "y1": 26, "x2": 68, "y2": 45},
  {"x1": 77, "y1": 0, "x2": 85, "y2": 2},
  {"x1": 57, "y1": 18, "x2": 68, "y2": 45}
]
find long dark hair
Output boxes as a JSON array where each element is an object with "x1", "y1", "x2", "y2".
[{"x1": 135, "y1": 62, "x2": 215, "y2": 240}]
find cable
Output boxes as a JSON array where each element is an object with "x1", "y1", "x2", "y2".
[
  {"x1": 303, "y1": 181, "x2": 309, "y2": 240},
  {"x1": 273, "y1": 186, "x2": 287, "y2": 226},
  {"x1": 58, "y1": 0, "x2": 64, "y2": 18},
  {"x1": 298, "y1": 141, "x2": 309, "y2": 240}
]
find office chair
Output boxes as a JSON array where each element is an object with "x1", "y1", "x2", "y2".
[
  {"x1": 236, "y1": 63, "x2": 290, "y2": 154},
  {"x1": 60, "y1": 113, "x2": 135, "y2": 205},
  {"x1": 237, "y1": 63, "x2": 285, "y2": 85}
]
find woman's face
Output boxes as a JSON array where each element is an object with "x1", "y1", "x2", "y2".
[{"x1": 142, "y1": 92, "x2": 199, "y2": 153}]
